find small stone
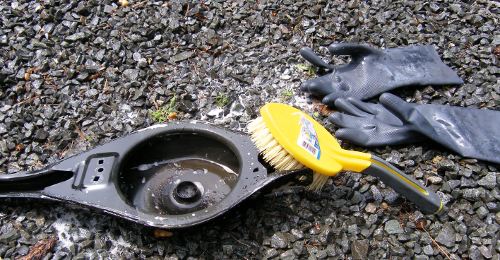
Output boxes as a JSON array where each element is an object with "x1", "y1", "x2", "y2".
[
  {"x1": 222, "y1": 245, "x2": 233, "y2": 255},
  {"x1": 16, "y1": 245, "x2": 29, "y2": 256},
  {"x1": 351, "y1": 240, "x2": 369, "y2": 259},
  {"x1": 76, "y1": 72, "x2": 89, "y2": 81},
  {"x1": 0, "y1": 229, "x2": 19, "y2": 243},
  {"x1": 461, "y1": 177, "x2": 476, "y2": 188},
  {"x1": 447, "y1": 180, "x2": 461, "y2": 190},
  {"x1": 365, "y1": 203, "x2": 377, "y2": 213},
  {"x1": 170, "y1": 51, "x2": 194, "y2": 63},
  {"x1": 449, "y1": 4, "x2": 463, "y2": 14},
  {"x1": 279, "y1": 249, "x2": 296, "y2": 260},
  {"x1": 479, "y1": 245, "x2": 492, "y2": 259},
  {"x1": 384, "y1": 220, "x2": 403, "y2": 234},
  {"x1": 429, "y1": 3, "x2": 440, "y2": 12},
  {"x1": 207, "y1": 108, "x2": 224, "y2": 118},
  {"x1": 427, "y1": 176, "x2": 442, "y2": 184},
  {"x1": 476, "y1": 206, "x2": 489, "y2": 219},
  {"x1": 132, "y1": 52, "x2": 142, "y2": 62},
  {"x1": 290, "y1": 229, "x2": 304, "y2": 240},
  {"x1": 462, "y1": 188, "x2": 485, "y2": 201},
  {"x1": 0, "y1": 124, "x2": 7, "y2": 134},
  {"x1": 270, "y1": 233, "x2": 288, "y2": 249},
  {"x1": 350, "y1": 191, "x2": 363, "y2": 204},
  {"x1": 103, "y1": 5, "x2": 114, "y2": 13},
  {"x1": 316, "y1": 250, "x2": 327, "y2": 259},
  {"x1": 79, "y1": 239, "x2": 94, "y2": 250},
  {"x1": 0, "y1": 105, "x2": 11, "y2": 112},
  {"x1": 0, "y1": 140, "x2": 7, "y2": 153},
  {"x1": 228, "y1": 102, "x2": 245, "y2": 117},
  {"x1": 469, "y1": 245, "x2": 482, "y2": 259},
  {"x1": 391, "y1": 245, "x2": 406, "y2": 256},
  {"x1": 382, "y1": 189, "x2": 399, "y2": 203},
  {"x1": 66, "y1": 32, "x2": 87, "y2": 42},
  {"x1": 370, "y1": 185, "x2": 383, "y2": 202},
  {"x1": 264, "y1": 248, "x2": 279, "y2": 259},
  {"x1": 292, "y1": 241, "x2": 304, "y2": 255},
  {"x1": 437, "y1": 158, "x2": 455, "y2": 171},
  {"x1": 423, "y1": 245, "x2": 433, "y2": 255},
  {"x1": 0, "y1": 35, "x2": 7, "y2": 45},
  {"x1": 397, "y1": 233, "x2": 411, "y2": 242},
  {"x1": 478, "y1": 173, "x2": 497, "y2": 189},
  {"x1": 347, "y1": 225, "x2": 359, "y2": 235},
  {"x1": 359, "y1": 183, "x2": 370, "y2": 193},
  {"x1": 82, "y1": 120, "x2": 93, "y2": 127},
  {"x1": 75, "y1": 2, "x2": 90, "y2": 15},
  {"x1": 123, "y1": 69, "x2": 139, "y2": 81},
  {"x1": 435, "y1": 224, "x2": 456, "y2": 247}
]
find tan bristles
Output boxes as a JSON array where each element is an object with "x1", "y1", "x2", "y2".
[
  {"x1": 307, "y1": 174, "x2": 330, "y2": 191},
  {"x1": 247, "y1": 117, "x2": 330, "y2": 191},
  {"x1": 248, "y1": 117, "x2": 304, "y2": 172}
]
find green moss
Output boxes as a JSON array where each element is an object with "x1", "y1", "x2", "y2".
[
  {"x1": 281, "y1": 88, "x2": 294, "y2": 101},
  {"x1": 215, "y1": 93, "x2": 229, "y2": 107},
  {"x1": 85, "y1": 135, "x2": 94, "y2": 142},
  {"x1": 149, "y1": 95, "x2": 177, "y2": 123},
  {"x1": 296, "y1": 63, "x2": 317, "y2": 76}
]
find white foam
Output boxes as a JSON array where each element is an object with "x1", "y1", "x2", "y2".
[{"x1": 109, "y1": 235, "x2": 132, "y2": 255}]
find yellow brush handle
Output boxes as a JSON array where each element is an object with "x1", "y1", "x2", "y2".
[
  {"x1": 362, "y1": 155, "x2": 443, "y2": 214},
  {"x1": 322, "y1": 147, "x2": 371, "y2": 173},
  {"x1": 325, "y1": 148, "x2": 442, "y2": 214}
]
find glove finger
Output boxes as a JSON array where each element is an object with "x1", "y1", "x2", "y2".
[
  {"x1": 336, "y1": 126, "x2": 420, "y2": 147},
  {"x1": 300, "y1": 75, "x2": 334, "y2": 96},
  {"x1": 329, "y1": 113, "x2": 373, "y2": 129},
  {"x1": 348, "y1": 97, "x2": 405, "y2": 126},
  {"x1": 300, "y1": 47, "x2": 334, "y2": 69},
  {"x1": 379, "y1": 93, "x2": 413, "y2": 121},
  {"x1": 322, "y1": 88, "x2": 350, "y2": 106},
  {"x1": 334, "y1": 128, "x2": 372, "y2": 146},
  {"x1": 346, "y1": 97, "x2": 377, "y2": 115},
  {"x1": 328, "y1": 43, "x2": 381, "y2": 57},
  {"x1": 372, "y1": 126, "x2": 426, "y2": 145},
  {"x1": 334, "y1": 98, "x2": 369, "y2": 117}
]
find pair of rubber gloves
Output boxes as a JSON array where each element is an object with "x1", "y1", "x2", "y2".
[{"x1": 300, "y1": 43, "x2": 499, "y2": 164}]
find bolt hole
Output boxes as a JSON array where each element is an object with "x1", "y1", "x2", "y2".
[
  {"x1": 93, "y1": 176, "x2": 100, "y2": 182},
  {"x1": 97, "y1": 168, "x2": 104, "y2": 172},
  {"x1": 98, "y1": 159, "x2": 104, "y2": 164},
  {"x1": 253, "y1": 168, "x2": 259, "y2": 172}
]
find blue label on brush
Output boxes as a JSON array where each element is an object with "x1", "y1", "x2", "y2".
[{"x1": 297, "y1": 117, "x2": 321, "y2": 159}]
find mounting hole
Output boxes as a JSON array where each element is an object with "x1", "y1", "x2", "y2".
[
  {"x1": 173, "y1": 181, "x2": 201, "y2": 203},
  {"x1": 98, "y1": 159, "x2": 104, "y2": 164},
  {"x1": 97, "y1": 168, "x2": 104, "y2": 172},
  {"x1": 253, "y1": 168, "x2": 259, "y2": 172},
  {"x1": 93, "y1": 176, "x2": 100, "y2": 182}
]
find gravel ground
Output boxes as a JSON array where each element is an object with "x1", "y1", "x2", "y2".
[{"x1": 1, "y1": 0, "x2": 499, "y2": 259}]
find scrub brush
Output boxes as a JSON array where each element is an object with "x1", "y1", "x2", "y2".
[
  {"x1": 247, "y1": 103, "x2": 443, "y2": 214},
  {"x1": 248, "y1": 116, "x2": 328, "y2": 190}
]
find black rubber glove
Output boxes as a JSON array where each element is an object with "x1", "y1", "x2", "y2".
[
  {"x1": 330, "y1": 97, "x2": 426, "y2": 146},
  {"x1": 330, "y1": 93, "x2": 500, "y2": 164},
  {"x1": 300, "y1": 43, "x2": 463, "y2": 104}
]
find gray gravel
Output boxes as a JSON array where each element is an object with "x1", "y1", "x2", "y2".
[{"x1": 1, "y1": 1, "x2": 499, "y2": 259}]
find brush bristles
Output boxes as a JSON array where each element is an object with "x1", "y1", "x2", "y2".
[
  {"x1": 248, "y1": 117, "x2": 303, "y2": 171},
  {"x1": 308, "y1": 174, "x2": 330, "y2": 191},
  {"x1": 248, "y1": 117, "x2": 329, "y2": 191}
]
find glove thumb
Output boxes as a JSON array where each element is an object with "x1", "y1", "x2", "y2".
[
  {"x1": 328, "y1": 43, "x2": 381, "y2": 58},
  {"x1": 300, "y1": 47, "x2": 334, "y2": 69}
]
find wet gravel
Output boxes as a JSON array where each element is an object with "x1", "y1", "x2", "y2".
[{"x1": 1, "y1": 1, "x2": 499, "y2": 259}]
